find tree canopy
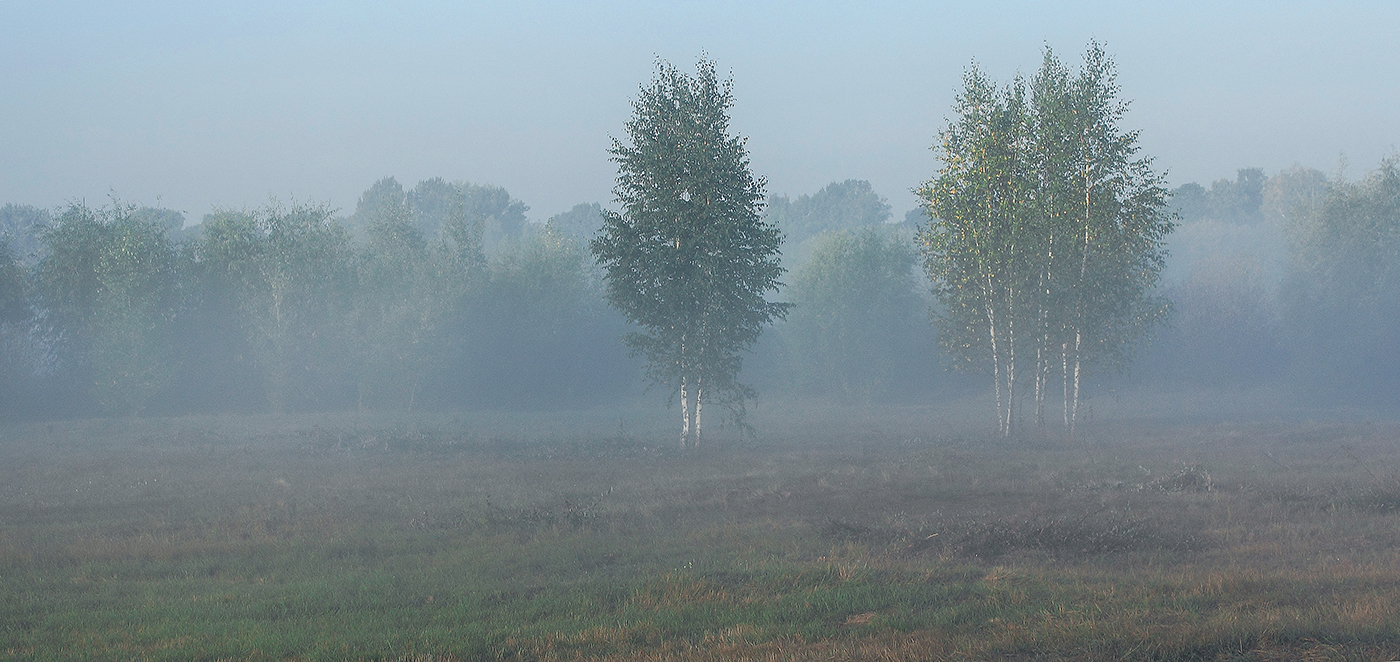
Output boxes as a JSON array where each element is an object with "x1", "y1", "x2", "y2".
[
  {"x1": 917, "y1": 43, "x2": 1173, "y2": 436},
  {"x1": 1283, "y1": 157, "x2": 1400, "y2": 403},
  {"x1": 592, "y1": 57, "x2": 788, "y2": 447}
]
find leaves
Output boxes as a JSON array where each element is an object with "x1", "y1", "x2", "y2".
[
  {"x1": 916, "y1": 43, "x2": 1173, "y2": 435},
  {"x1": 592, "y1": 58, "x2": 788, "y2": 437},
  {"x1": 35, "y1": 201, "x2": 183, "y2": 414}
]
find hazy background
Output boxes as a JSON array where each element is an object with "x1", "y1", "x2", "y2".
[{"x1": 3, "y1": 1, "x2": 1397, "y2": 222}]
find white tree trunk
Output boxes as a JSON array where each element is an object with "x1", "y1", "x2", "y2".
[
  {"x1": 1071, "y1": 330, "x2": 1082, "y2": 437},
  {"x1": 1062, "y1": 341, "x2": 1070, "y2": 430},
  {"x1": 679, "y1": 375, "x2": 690, "y2": 449},
  {"x1": 1004, "y1": 287, "x2": 1017, "y2": 438},
  {"x1": 1034, "y1": 342, "x2": 1045, "y2": 428},
  {"x1": 987, "y1": 297, "x2": 1005, "y2": 437},
  {"x1": 694, "y1": 379, "x2": 703, "y2": 448}
]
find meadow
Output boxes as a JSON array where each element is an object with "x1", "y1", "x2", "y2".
[{"x1": 3, "y1": 395, "x2": 1399, "y2": 661}]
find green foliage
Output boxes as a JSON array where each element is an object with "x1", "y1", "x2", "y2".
[
  {"x1": 547, "y1": 202, "x2": 606, "y2": 245},
  {"x1": 351, "y1": 178, "x2": 481, "y2": 411},
  {"x1": 784, "y1": 228, "x2": 931, "y2": 398},
  {"x1": 0, "y1": 239, "x2": 27, "y2": 324},
  {"x1": 1171, "y1": 168, "x2": 1267, "y2": 225},
  {"x1": 918, "y1": 64, "x2": 1032, "y2": 376},
  {"x1": 768, "y1": 180, "x2": 891, "y2": 257},
  {"x1": 0, "y1": 238, "x2": 35, "y2": 417},
  {"x1": 1283, "y1": 157, "x2": 1400, "y2": 402},
  {"x1": 34, "y1": 201, "x2": 182, "y2": 414},
  {"x1": 917, "y1": 43, "x2": 1173, "y2": 435},
  {"x1": 197, "y1": 201, "x2": 356, "y2": 412},
  {"x1": 129, "y1": 205, "x2": 186, "y2": 235},
  {"x1": 346, "y1": 176, "x2": 524, "y2": 255},
  {"x1": 592, "y1": 57, "x2": 788, "y2": 444},
  {"x1": 1263, "y1": 165, "x2": 1328, "y2": 225},
  {"x1": 0, "y1": 202, "x2": 51, "y2": 264}
]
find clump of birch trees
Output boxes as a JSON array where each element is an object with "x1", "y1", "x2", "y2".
[{"x1": 917, "y1": 44, "x2": 1173, "y2": 437}]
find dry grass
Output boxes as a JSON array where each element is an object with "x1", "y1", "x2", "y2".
[{"x1": 2, "y1": 405, "x2": 1400, "y2": 660}]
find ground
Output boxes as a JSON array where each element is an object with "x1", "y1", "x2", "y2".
[{"x1": 2, "y1": 395, "x2": 1399, "y2": 660}]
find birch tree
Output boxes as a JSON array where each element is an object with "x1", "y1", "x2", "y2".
[
  {"x1": 1054, "y1": 44, "x2": 1172, "y2": 434},
  {"x1": 592, "y1": 58, "x2": 788, "y2": 448},
  {"x1": 918, "y1": 44, "x2": 1171, "y2": 437},
  {"x1": 198, "y1": 202, "x2": 355, "y2": 412},
  {"x1": 917, "y1": 68, "x2": 1035, "y2": 437}
]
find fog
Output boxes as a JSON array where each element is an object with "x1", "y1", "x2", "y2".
[
  {"x1": 0, "y1": 2, "x2": 1397, "y2": 433},
  {"x1": 4, "y1": 158, "x2": 1398, "y2": 422},
  {"x1": 9, "y1": 10, "x2": 1400, "y2": 657}
]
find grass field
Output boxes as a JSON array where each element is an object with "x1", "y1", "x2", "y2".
[{"x1": 3, "y1": 396, "x2": 1400, "y2": 661}]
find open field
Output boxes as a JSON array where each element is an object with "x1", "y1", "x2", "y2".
[{"x1": 3, "y1": 399, "x2": 1400, "y2": 661}]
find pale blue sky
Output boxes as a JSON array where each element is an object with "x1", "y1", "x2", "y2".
[{"x1": 2, "y1": 1, "x2": 1396, "y2": 222}]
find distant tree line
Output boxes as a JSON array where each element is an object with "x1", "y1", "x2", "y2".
[
  {"x1": 3, "y1": 46, "x2": 1397, "y2": 427},
  {"x1": 1141, "y1": 157, "x2": 1400, "y2": 406},
  {"x1": 1, "y1": 156, "x2": 1396, "y2": 422},
  {"x1": 0, "y1": 169, "x2": 946, "y2": 421},
  {"x1": 0, "y1": 179, "x2": 639, "y2": 419}
]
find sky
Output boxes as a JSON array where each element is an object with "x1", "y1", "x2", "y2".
[{"x1": 2, "y1": 1, "x2": 1397, "y2": 225}]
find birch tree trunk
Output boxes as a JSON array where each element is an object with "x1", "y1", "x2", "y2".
[
  {"x1": 694, "y1": 378, "x2": 704, "y2": 448},
  {"x1": 1062, "y1": 341, "x2": 1070, "y2": 429},
  {"x1": 986, "y1": 285, "x2": 1005, "y2": 438},
  {"x1": 679, "y1": 373, "x2": 690, "y2": 448},
  {"x1": 1004, "y1": 285, "x2": 1017, "y2": 438}
]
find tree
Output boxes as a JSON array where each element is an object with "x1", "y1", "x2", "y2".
[
  {"x1": 784, "y1": 227, "x2": 931, "y2": 398},
  {"x1": 1283, "y1": 157, "x2": 1400, "y2": 403},
  {"x1": 350, "y1": 177, "x2": 481, "y2": 410},
  {"x1": 917, "y1": 44, "x2": 1172, "y2": 437},
  {"x1": 1169, "y1": 168, "x2": 1267, "y2": 225},
  {"x1": 35, "y1": 201, "x2": 182, "y2": 415},
  {"x1": 767, "y1": 180, "x2": 892, "y2": 249},
  {"x1": 592, "y1": 57, "x2": 788, "y2": 448},
  {"x1": 1047, "y1": 45, "x2": 1173, "y2": 434},
  {"x1": 0, "y1": 203, "x2": 51, "y2": 264},
  {"x1": 197, "y1": 201, "x2": 355, "y2": 412},
  {"x1": 917, "y1": 65, "x2": 1035, "y2": 437},
  {"x1": 547, "y1": 202, "x2": 606, "y2": 245},
  {"x1": 0, "y1": 236, "x2": 34, "y2": 418},
  {"x1": 0, "y1": 239, "x2": 26, "y2": 325}
]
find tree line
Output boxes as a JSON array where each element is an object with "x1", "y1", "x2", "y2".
[
  {"x1": 3, "y1": 46, "x2": 1396, "y2": 428},
  {"x1": 0, "y1": 173, "x2": 940, "y2": 421},
  {"x1": 1141, "y1": 159, "x2": 1400, "y2": 407},
  {"x1": 0, "y1": 180, "x2": 638, "y2": 418}
]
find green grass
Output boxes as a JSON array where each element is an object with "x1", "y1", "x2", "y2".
[{"x1": 3, "y1": 405, "x2": 1400, "y2": 660}]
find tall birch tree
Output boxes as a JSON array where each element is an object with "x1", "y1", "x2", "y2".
[
  {"x1": 918, "y1": 44, "x2": 1172, "y2": 437},
  {"x1": 592, "y1": 58, "x2": 788, "y2": 448},
  {"x1": 917, "y1": 68, "x2": 1035, "y2": 437}
]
